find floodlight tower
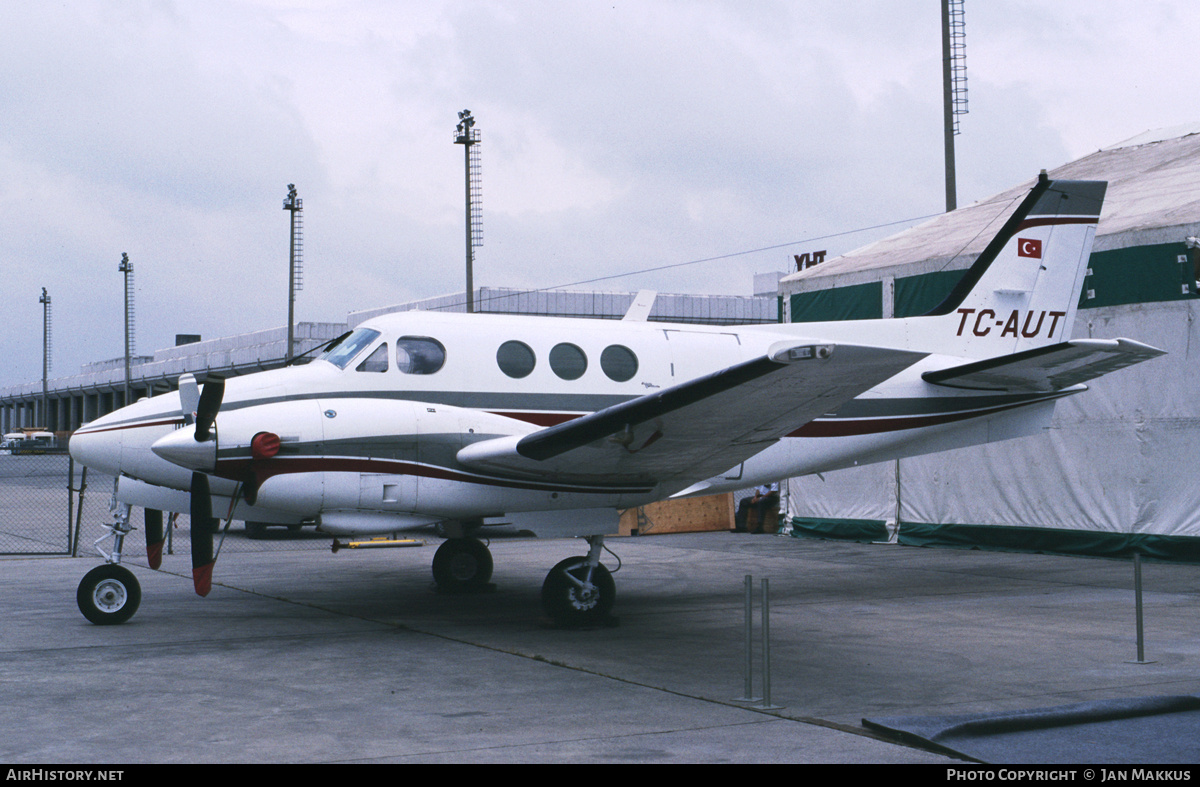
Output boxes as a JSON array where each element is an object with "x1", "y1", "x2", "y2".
[
  {"x1": 39, "y1": 287, "x2": 51, "y2": 429},
  {"x1": 454, "y1": 110, "x2": 483, "y2": 313},
  {"x1": 119, "y1": 252, "x2": 135, "y2": 406},
  {"x1": 941, "y1": 0, "x2": 968, "y2": 212},
  {"x1": 283, "y1": 184, "x2": 304, "y2": 360}
]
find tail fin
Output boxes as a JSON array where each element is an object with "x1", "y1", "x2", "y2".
[{"x1": 925, "y1": 173, "x2": 1106, "y2": 358}]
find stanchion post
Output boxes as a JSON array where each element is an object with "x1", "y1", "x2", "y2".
[
  {"x1": 1126, "y1": 551, "x2": 1155, "y2": 665},
  {"x1": 757, "y1": 578, "x2": 784, "y2": 710},
  {"x1": 734, "y1": 574, "x2": 761, "y2": 702},
  {"x1": 1135, "y1": 552, "x2": 1145, "y2": 663}
]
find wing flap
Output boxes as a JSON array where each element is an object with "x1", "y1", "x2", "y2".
[
  {"x1": 458, "y1": 341, "x2": 925, "y2": 487},
  {"x1": 922, "y1": 339, "x2": 1165, "y2": 392}
]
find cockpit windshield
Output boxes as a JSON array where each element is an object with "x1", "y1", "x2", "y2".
[{"x1": 319, "y1": 327, "x2": 381, "y2": 369}]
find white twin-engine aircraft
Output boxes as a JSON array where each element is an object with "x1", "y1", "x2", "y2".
[{"x1": 70, "y1": 174, "x2": 1163, "y2": 626}]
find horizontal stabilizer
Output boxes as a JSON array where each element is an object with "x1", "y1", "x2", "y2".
[
  {"x1": 458, "y1": 341, "x2": 926, "y2": 487},
  {"x1": 922, "y1": 339, "x2": 1165, "y2": 392}
]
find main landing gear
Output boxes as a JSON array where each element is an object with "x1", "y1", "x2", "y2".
[
  {"x1": 429, "y1": 534, "x2": 618, "y2": 627},
  {"x1": 540, "y1": 536, "x2": 616, "y2": 627},
  {"x1": 431, "y1": 537, "x2": 495, "y2": 592}
]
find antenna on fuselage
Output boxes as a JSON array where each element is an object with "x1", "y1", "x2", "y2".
[{"x1": 622, "y1": 290, "x2": 658, "y2": 321}]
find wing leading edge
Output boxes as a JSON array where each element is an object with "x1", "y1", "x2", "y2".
[{"x1": 457, "y1": 341, "x2": 926, "y2": 488}]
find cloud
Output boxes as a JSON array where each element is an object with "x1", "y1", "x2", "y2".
[{"x1": 2, "y1": 1, "x2": 1198, "y2": 388}]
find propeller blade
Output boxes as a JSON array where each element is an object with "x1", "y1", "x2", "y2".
[
  {"x1": 193, "y1": 377, "x2": 225, "y2": 443},
  {"x1": 190, "y1": 472, "x2": 216, "y2": 596},
  {"x1": 178, "y1": 374, "x2": 200, "y2": 425},
  {"x1": 145, "y1": 508, "x2": 165, "y2": 570}
]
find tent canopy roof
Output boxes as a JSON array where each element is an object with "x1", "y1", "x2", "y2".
[{"x1": 781, "y1": 125, "x2": 1200, "y2": 293}]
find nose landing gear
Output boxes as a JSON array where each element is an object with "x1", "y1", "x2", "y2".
[
  {"x1": 76, "y1": 499, "x2": 142, "y2": 625},
  {"x1": 77, "y1": 564, "x2": 141, "y2": 625}
]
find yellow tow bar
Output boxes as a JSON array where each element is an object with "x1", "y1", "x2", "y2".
[{"x1": 331, "y1": 537, "x2": 425, "y2": 553}]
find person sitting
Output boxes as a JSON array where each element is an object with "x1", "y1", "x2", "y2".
[{"x1": 734, "y1": 483, "x2": 780, "y2": 533}]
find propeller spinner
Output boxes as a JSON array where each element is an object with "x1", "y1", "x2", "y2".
[{"x1": 150, "y1": 377, "x2": 224, "y2": 471}]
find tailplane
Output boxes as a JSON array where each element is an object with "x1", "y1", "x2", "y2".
[{"x1": 924, "y1": 173, "x2": 1106, "y2": 358}]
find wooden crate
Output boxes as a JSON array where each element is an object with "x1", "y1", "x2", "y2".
[{"x1": 618, "y1": 493, "x2": 734, "y2": 536}]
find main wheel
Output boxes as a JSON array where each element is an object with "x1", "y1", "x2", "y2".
[
  {"x1": 77, "y1": 564, "x2": 142, "y2": 625},
  {"x1": 431, "y1": 538, "x2": 494, "y2": 592},
  {"x1": 541, "y1": 557, "x2": 615, "y2": 626}
]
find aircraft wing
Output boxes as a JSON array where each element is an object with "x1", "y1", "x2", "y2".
[
  {"x1": 922, "y1": 338, "x2": 1165, "y2": 392},
  {"x1": 457, "y1": 341, "x2": 926, "y2": 487}
]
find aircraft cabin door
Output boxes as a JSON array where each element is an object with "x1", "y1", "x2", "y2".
[{"x1": 662, "y1": 329, "x2": 744, "y2": 381}]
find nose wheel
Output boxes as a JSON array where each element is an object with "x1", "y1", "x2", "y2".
[
  {"x1": 77, "y1": 564, "x2": 141, "y2": 625},
  {"x1": 77, "y1": 495, "x2": 144, "y2": 625}
]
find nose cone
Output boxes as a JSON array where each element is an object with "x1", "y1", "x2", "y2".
[{"x1": 151, "y1": 427, "x2": 217, "y2": 472}]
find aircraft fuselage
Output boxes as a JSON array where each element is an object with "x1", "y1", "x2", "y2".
[{"x1": 70, "y1": 308, "x2": 1069, "y2": 536}]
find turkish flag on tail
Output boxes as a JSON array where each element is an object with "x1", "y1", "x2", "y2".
[{"x1": 1017, "y1": 238, "x2": 1043, "y2": 259}]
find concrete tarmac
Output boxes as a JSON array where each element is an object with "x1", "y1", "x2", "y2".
[{"x1": 3, "y1": 530, "x2": 1198, "y2": 764}]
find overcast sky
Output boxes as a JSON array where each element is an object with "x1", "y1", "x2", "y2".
[{"x1": 3, "y1": 1, "x2": 1198, "y2": 388}]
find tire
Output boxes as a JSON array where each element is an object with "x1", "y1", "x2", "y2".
[
  {"x1": 77, "y1": 565, "x2": 141, "y2": 626},
  {"x1": 431, "y1": 538, "x2": 494, "y2": 591},
  {"x1": 541, "y1": 557, "x2": 615, "y2": 626},
  {"x1": 245, "y1": 521, "x2": 268, "y2": 539}
]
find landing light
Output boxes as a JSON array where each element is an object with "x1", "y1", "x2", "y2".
[{"x1": 785, "y1": 345, "x2": 833, "y2": 361}]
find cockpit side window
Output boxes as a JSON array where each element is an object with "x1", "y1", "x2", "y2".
[
  {"x1": 320, "y1": 328, "x2": 381, "y2": 369},
  {"x1": 396, "y1": 337, "x2": 446, "y2": 375},
  {"x1": 356, "y1": 343, "x2": 389, "y2": 373}
]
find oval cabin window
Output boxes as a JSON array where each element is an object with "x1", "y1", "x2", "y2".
[
  {"x1": 600, "y1": 345, "x2": 638, "y2": 382},
  {"x1": 497, "y1": 340, "x2": 536, "y2": 379},
  {"x1": 549, "y1": 343, "x2": 587, "y2": 380}
]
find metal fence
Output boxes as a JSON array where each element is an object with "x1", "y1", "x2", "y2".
[
  {"x1": 2, "y1": 453, "x2": 794, "y2": 561},
  {"x1": 0, "y1": 452, "x2": 330, "y2": 559},
  {"x1": 0, "y1": 453, "x2": 77, "y2": 554}
]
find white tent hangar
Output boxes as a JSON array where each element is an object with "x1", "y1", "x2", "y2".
[{"x1": 778, "y1": 125, "x2": 1200, "y2": 560}]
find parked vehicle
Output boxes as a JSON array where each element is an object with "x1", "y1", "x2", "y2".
[{"x1": 2, "y1": 431, "x2": 57, "y2": 454}]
